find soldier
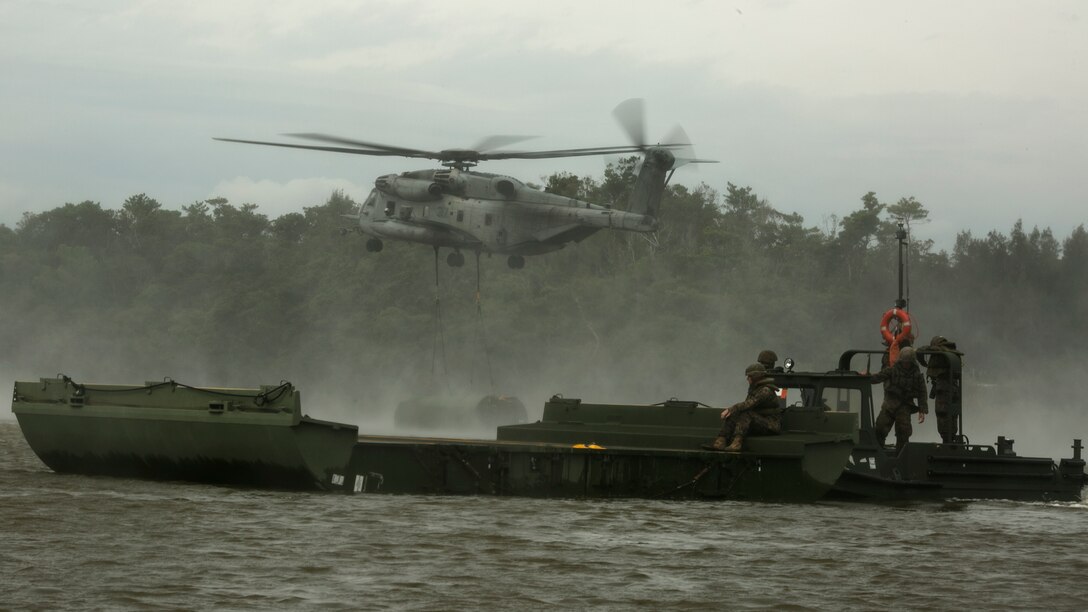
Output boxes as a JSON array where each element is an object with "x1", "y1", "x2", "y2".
[
  {"x1": 918, "y1": 335, "x2": 963, "y2": 443},
  {"x1": 879, "y1": 334, "x2": 913, "y2": 371},
  {"x1": 869, "y1": 346, "x2": 929, "y2": 454},
  {"x1": 707, "y1": 363, "x2": 783, "y2": 452},
  {"x1": 757, "y1": 349, "x2": 781, "y2": 372}
]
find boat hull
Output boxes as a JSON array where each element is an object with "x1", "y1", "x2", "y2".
[
  {"x1": 342, "y1": 434, "x2": 855, "y2": 502},
  {"x1": 832, "y1": 441, "x2": 1087, "y2": 502},
  {"x1": 12, "y1": 378, "x2": 358, "y2": 491}
]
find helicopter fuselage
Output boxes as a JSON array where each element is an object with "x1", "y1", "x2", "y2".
[
  {"x1": 215, "y1": 101, "x2": 688, "y2": 268},
  {"x1": 353, "y1": 168, "x2": 657, "y2": 257}
]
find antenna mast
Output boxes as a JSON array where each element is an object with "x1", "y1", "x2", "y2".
[{"x1": 896, "y1": 220, "x2": 908, "y2": 311}]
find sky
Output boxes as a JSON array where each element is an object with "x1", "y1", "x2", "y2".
[{"x1": 2, "y1": 0, "x2": 1086, "y2": 248}]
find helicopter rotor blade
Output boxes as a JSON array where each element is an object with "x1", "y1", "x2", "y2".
[
  {"x1": 664, "y1": 125, "x2": 719, "y2": 167},
  {"x1": 471, "y1": 135, "x2": 538, "y2": 153},
  {"x1": 663, "y1": 125, "x2": 695, "y2": 168},
  {"x1": 480, "y1": 144, "x2": 665, "y2": 161},
  {"x1": 212, "y1": 137, "x2": 428, "y2": 158},
  {"x1": 214, "y1": 136, "x2": 686, "y2": 163},
  {"x1": 285, "y1": 133, "x2": 438, "y2": 157},
  {"x1": 217, "y1": 102, "x2": 707, "y2": 166},
  {"x1": 612, "y1": 98, "x2": 647, "y2": 148},
  {"x1": 663, "y1": 124, "x2": 690, "y2": 147}
]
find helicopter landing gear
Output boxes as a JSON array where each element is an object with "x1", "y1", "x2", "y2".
[
  {"x1": 366, "y1": 238, "x2": 384, "y2": 252},
  {"x1": 446, "y1": 251, "x2": 465, "y2": 267},
  {"x1": 506, "y1": 255, "x2": 525, "y2": 269}
]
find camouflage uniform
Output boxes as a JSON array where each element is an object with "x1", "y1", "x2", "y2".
[
  {"x1": 719, "y1": 376, "x2": 783, "y2": 445},
  {"x1": 869, "y1": 355, "x2": 928, "y2": 453},
  {"x1": 919, "y1": 336, "x2": 962, "y2": 443},
  {"x1": 879, "y1": 336, "x2": 912, "y2": 371}
]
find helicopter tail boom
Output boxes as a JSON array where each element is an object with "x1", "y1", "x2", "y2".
[{"x1": 627, "y1": 147, "x2": 675, "y2": 218}]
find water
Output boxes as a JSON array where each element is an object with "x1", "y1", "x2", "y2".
[{"x1": 1, "y1": 422, "x2": 1086, "y2": 611}]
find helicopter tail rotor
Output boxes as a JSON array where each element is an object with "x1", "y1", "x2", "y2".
[
  {"x1": 612, "y1": 98, "x2": 647, "y2": 149},
  {"x1": 661, "y1": 125, "x2": 716, "y2": 168},
  {"x1": 610, "y1": 99, "x2": 717, "y2": 215},
  {"x1": 611, "y1": 99, "x2": 716, "y2": 171}
]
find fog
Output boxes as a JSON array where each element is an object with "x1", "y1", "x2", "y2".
[{"x1": 1, "y1": 186, "x2": 1084, "y2": 465}]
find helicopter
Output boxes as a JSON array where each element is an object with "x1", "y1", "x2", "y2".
[{"x1": 215, "y1": 100, "x2": 712, "y2": 269}]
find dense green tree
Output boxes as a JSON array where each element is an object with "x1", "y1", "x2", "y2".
[{"x1": 0, "y1": 174, "x2": 1083, "y2": 421}]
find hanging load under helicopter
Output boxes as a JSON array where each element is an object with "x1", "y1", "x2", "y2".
[{"x1": 215, "y1": 99, "x2": 714, "y2": 269}]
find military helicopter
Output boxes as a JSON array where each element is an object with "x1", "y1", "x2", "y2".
[{"x1": 215, "y1": 99, "x2": 711, "y2": 269}]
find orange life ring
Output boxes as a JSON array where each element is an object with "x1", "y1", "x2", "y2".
[{"x1": 879, "y1": 308, "x2": 912, "y2": 345}]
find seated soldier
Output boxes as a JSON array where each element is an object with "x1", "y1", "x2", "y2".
[{"x1": 707, "y1": 363, "x2": 783, "y2": 452}]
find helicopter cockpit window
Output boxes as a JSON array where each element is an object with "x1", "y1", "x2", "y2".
[
  {"x1": 384, "y1": 200, "x2": 396, "y2": 217},
  {"x1": 399, "y1": 206, "x2": 413, "y2": 220},
  {"x1": 820, "y1": 386, "x2": 862, "y2": 414},
  {"x1": 361, "y1": 193, "x2": 376, "y2": 216}
]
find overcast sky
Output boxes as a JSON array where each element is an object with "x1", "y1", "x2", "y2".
[{"x1": 2, "y1": 0, "x2": 1085, "y2": 248}]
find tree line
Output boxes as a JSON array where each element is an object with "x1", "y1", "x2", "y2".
[{"x1": 1, "y1": 162, "x2": 1085, "y2": 416}]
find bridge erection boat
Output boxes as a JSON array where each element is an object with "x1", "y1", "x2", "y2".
[{"x1": 771, "y1": 350, "x2": 1087, "y2": 502}]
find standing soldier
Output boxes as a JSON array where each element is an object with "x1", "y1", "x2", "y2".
[
  {"x1": 918, "y1": 336, "x2": 963, "y2": 443},
  {"x1": 869, "y1": 346, "x2": 929, "y2": 454},
  {"x1": 707, "y1": 363, "x2": 783, "y2": 452},
  {"x1": 879, "y1": 334, "x2": 914, "y2": 371}
]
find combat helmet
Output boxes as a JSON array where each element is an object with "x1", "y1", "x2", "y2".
[
  {"x1": 929, "y1": 335, "x2": 948, "y2": 347},
  {"x1": 757, "y1": 350, "x2": 778, "y2": 367},
  {"x1": 745, "y1": 363, "x2": 768, "y2": 378},
  {"x1": 898, "y1": 346, "x2": 917, "y2": 364}
]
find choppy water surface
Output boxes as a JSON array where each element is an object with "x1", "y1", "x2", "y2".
[{"x1": 1, "y1": 422, "x2": 1085, "y2": 611}]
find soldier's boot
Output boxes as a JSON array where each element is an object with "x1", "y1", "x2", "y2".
[
  {"x1": 725, "y1": 437, "x2": 744, "y2": 452},
  {"x1": 895, "y1": 438, "x2": 907, "y2": 455},
  {"x1": 703, "y1": 436, "x2": 729, "y2": 451}
]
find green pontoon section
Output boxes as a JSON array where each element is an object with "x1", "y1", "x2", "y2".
[
  {"x1": 343, "y1": 398, "x2": 857, "y2": 501},
  {"x1": 12, "y1": 377, "x2": 358, "y2": 491}
]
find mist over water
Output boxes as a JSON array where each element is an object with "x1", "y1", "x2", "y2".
[
  {"x1": 2, "y1": 188, "x2": 1086, "y2": 463},
  {"x1": 2, "y1": 307, "x2": 1083, "y2": 463}
]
